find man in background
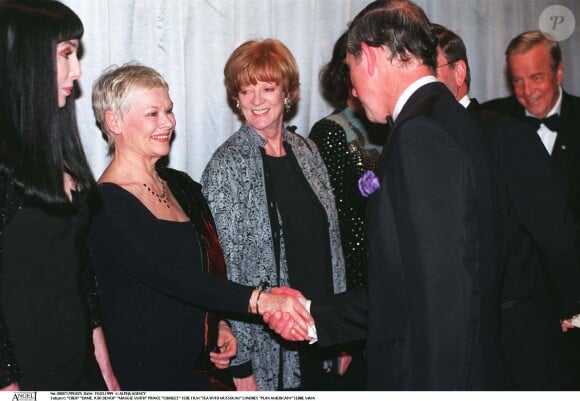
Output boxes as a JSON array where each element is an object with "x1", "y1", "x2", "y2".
[
  {"x1": 483, "y1": 31, "x2": 580, "y2": 389},
  {"x1": 434, "y1": 24, "x2": 580, "y2": 390},
  {"x1": 483, "y1": 30, "x2": 580, "y2": 231}
]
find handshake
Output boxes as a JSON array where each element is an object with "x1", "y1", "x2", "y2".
[{"x1": 254, "y1": 287, "x2": 315, "y2": 342}]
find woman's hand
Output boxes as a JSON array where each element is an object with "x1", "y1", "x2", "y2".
[
  {"x1": 92, "y1": 327, "x2": 121, "y2": 391},
  {"x1": 233, "y1": 374, "x2": 257, "y2": 391},
  {"x1": 210, "y1": 320, "x2": 237, "y2": 369}
]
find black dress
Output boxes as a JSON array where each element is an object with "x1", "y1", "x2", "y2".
[
  {"x1": 89, "y1": 169, "x2": 252, "y2": 391},
  {"x1": 263, "y1": 153, "x2": 332, "y2": 302},
  {"x1": 264, "y1": 152, "x2": 347, "y2": 390},
  {"x1": 0, "y1": 191, "x2": 104, "y2": 390}
]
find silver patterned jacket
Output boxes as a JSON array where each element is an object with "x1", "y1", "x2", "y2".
[{"x1": 201, "y1": 124, "x2": 346, "y2": 390}]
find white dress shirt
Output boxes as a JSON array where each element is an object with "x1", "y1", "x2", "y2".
[
  {"x1": 392, "y1": 75, "x2": 439, "y2": 121},
  {"x1": 526, "y1": 86, "x2": 563, "y2": 155}
]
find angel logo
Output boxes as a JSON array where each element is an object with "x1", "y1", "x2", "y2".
[{"x1": 12, "y1": 392, "x2": 36, "y2": 401}]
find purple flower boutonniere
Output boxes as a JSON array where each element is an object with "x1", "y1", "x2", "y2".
[{"x1": 358, "y1": 170, "x2": 380, "y2": 197}]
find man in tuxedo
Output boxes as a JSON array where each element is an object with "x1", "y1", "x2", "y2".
[
  {"x1": 482, "y1": 31, "x2": 580, "y2": 389},
  {"x1": 267, "y1": 0, "x2": 505, "y2": 390},
  {"x1": 483, "y1": 31, "x2": 580, "y2": 231},
  {"x1": 433, "y1": 24, "x2": 580, "y2": 390}
]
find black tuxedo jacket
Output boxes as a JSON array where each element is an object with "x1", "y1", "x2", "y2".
[
  {"x1": 468, "y1": 99, "x2": 580, "y2": 388},
  {"x1": 469, "y1": 99, "x2": 580, "y2": 316},
  {"x1": 312, "y1": 82, "x2": 503, "y2": 390},
  {"x1": 482, "y1": 92, "x2": 580, "y2": 228}
]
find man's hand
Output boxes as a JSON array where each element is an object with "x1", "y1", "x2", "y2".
[
  {"x1": 337, "y1": 353, "x2": 353, "y2": 376},
  {"x1": 561, "y1": 318, "x2": 576, "y2": 332},
  {"x1": 261, "y1": 287, "x2": 314, "y2": 341},
  {"x1": 210, "y1": 320, "x2": 237, "y2": 369},
  {"x1": 256, "y1": 287, "x2": 312, "y2": 339},
  {"x1": 263, "y1": 310, "x2": 308, "y2": 341}
]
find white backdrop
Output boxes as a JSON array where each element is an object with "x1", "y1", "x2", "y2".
[{"x1": 62, "y1": 0, "x2": 580, "y2": 181}]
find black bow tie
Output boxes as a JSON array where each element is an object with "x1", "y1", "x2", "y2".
[{"x1": 525, "y1": 114, "x2": 561, "y2": 131}]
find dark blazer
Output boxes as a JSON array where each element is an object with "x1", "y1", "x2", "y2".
[
  {"x1": 483, "y1": 91, "x2": 580, "y2": 228},
  {"x1": 313, "y1": 82, "x2": 504, "y2": 390},
  {"x1": 468, "y1": 99, "x2": 580, "y2": 389}
]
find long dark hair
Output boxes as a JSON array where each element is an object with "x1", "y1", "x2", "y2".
[{"x1": 0, "y1": 0, "x2": 94, "y2": 205}]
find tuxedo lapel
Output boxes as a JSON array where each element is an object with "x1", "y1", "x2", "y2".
[
  {"x1": 379, "y1": 83, "x2": 443, "y2": 177},
  {"x1": 552, "y1": 92, "x2": 574, "y2": 161},
  {"x1": 467, "y1": 98, "x2": 483, "y2": 117}
]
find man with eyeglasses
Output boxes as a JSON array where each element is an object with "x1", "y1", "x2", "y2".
[{"x1": 433, "y1": 23, "x2": 580, "y2": 390}]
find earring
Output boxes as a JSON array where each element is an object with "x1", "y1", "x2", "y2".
[
  {"x1": 284, "y1": 97, "x2": 292, "y2": 113},
  {"x1": 235, "y1": 99, "x2": 241, "y2": 110}
]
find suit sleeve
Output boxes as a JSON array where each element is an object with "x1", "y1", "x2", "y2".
[
  {"x1": 373, "y1": 117, "x2": 479, "y2": 364},
  {"x1": 310, "y1": 286, "x2": 368, "y2": 346}
]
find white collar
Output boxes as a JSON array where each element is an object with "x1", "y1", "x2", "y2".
[
  {"x1": 392, "y1": 75, "x2": 438, "y2": 121},
  {"x1": 458, "y1": 94, "x2": 471, "y2": 109}
]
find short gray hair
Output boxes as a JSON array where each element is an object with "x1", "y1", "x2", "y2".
[{"x1": 92, "y1": 63, "x2": 169, "y2": 152}]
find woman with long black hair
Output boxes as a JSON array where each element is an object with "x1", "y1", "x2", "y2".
[{"x1": 0, "y1": 0, "x2": 118, "y2": 390}]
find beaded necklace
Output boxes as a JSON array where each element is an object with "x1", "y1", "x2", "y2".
[{"x1": 143, "y1": 181, "x2": 170, "y2": 208}]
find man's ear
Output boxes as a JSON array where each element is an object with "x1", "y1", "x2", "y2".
[
  {"x1": 104, "y1": 110, "x2": 122, "y2": 135},
  {"x1": 555, "y1": 61, "x2": 564, "y2": 86},
  {"x1": 454, "y1": 60, "x2": 468, "y2": 87},
  {"x1": 361, "y1": 42, "x2": 376, "y2": 76}
]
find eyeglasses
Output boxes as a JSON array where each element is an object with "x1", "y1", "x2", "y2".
[{"x1": 436, "y1": 60, "x2": 458, "y2": 69}]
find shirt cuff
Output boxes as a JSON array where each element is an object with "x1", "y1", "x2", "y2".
[
  {"x1": 305, "y1": 300, "x2": 318, "y2": 344},
  {"x1": 571, "y1": 314, "x2": 580, "y2": 328}
]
